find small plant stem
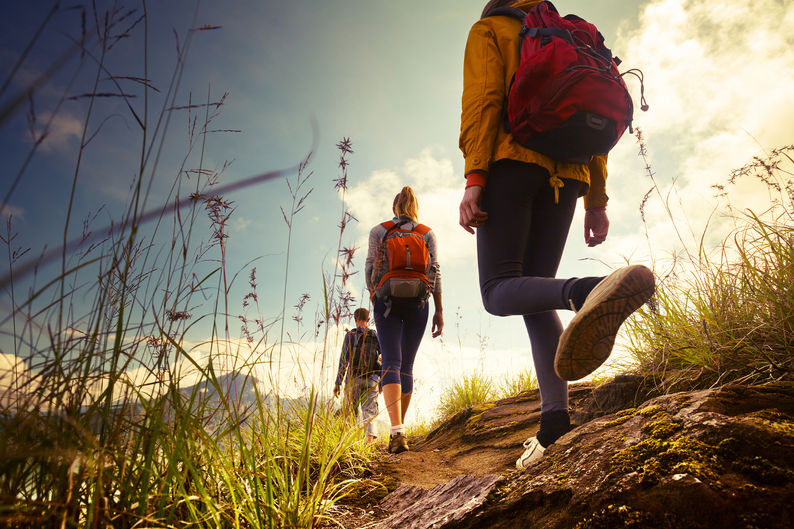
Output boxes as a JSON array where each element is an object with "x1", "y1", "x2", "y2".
[
  {"x1": 277, "y1": 178, "x2": 297, "y2": 392},
  {"x1": 0, "y1": 2, "x2": 59, "y2": 97},
  {"x1": 140, "y1": 0, "x2": 148, "y2": 177},
  {"x1": 58, "y1": 14, "x2": 110, "y2": 354},
  {"x1": 636, "y1": 129, "x2": 695, "y2": 265}
]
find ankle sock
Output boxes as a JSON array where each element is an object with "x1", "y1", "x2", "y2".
[
  {"x1": 536, "y1": 410, "x2": 571, "y2": 448},
  {"x1": 564, "y1": 276, "x2": 605, "y2": 312},
  {"x1": 390, "y1": 424, "x2": 405, "y2": 436}
]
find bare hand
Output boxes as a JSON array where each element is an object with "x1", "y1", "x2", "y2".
[
  {"x1": 459, "y1": 186, "x2": 488, "y2": 234},
  {"x1": 432, "y1": 311, "x2": 444, "y2": 337},
  {"x1": 584, "y1": 208, "x2": 609, "y2": 247},
  {"x1": 333, "y1": 385, "x2": 340, "y2": 398}
]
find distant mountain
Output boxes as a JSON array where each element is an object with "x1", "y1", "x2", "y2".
[
  {"x1": 180, "y1": 371, "x2": 264, "y2": 410},
  {"x1": 177, "y1": 371, "x2": 315, "y2": 418}
]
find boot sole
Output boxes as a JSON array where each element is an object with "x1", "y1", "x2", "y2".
[{"x1": 554, "y1": 265, "x2": 655, "y2": 381}]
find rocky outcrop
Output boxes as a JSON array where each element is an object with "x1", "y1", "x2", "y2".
[
  {"x1": 378, "y1": 475, "x2": 502, "y2": 528},
  {"x1": 375, "y1": 377, "x2": 651, "y2": 490},
  {"x1": 376, "y1": 382, "x2": 794, "y2": 529}
]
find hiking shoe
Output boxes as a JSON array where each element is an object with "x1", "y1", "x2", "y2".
[
  {"x1": 516, "y1": 436, "x2": 545, "y2": 470},
  {"x1": 555, "y1": 265, "x2": 655, "y2": 381},
  {"x1": 388, "y1": 433, "x2": 409, "y2": 454}
]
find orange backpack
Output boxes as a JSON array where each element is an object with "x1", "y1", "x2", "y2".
[{"x1": 372, "y1": 220, "x2": 432, "y2": 302}]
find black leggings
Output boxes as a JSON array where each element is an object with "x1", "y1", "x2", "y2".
[{"x1": 476, "y1": 160, "x2": 579, "y2": 413}]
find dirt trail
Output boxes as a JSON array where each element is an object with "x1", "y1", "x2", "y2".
[
  {"x1": 328, "y1": 379, "x2": 650, "y2": 528},
  {"x1": 354, "y1": 382, "x2": 794, "y2": 529},
  {"x1": 329, "y1": 392, "x2": 544, "y2": 528},
  {"x1": 374, "y1": 434, "x2": 522, "y2": 489},
  {"x1": 373, "y1": 389, "x2": 552, "y2": 489},
  {"x1": 371, "y1": 380, "x2": 641, "y2": 490}
]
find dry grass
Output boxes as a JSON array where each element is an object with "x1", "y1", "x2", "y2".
[
  {"x1": 624, "y1": 144, "x2": 794, "y2": 393},
  {"x1": 0, "y1": 4, "x2": 374, "y2": 528}
]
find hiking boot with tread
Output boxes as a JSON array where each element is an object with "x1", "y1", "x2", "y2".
[
  {"x1": 555, "y1": 265, "x2": 655, "y2": 381},
  {"x1": 388, "y1": 432, "x2": 409, "y2": 454}
]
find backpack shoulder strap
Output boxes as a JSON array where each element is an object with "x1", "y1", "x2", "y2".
[
  {"x1": 346, "y1": 329, "x2": 358, "y2": 352},
  {"x1": 353, "y1": 327, "x2": 364, "y2": 347},
  {"x1": 381, "y1": 219, "x2": 409, "y2": 239},
  {"x1": 363, "y1": 328, "x2": 379, "y2": 348},
  {"x1": 412, "y1": 223, "x2": 431, "y2": 236},
  {"x1": 350, "y1": 329, "x2": 365, "y2": 366},
  {"x1": 484, "y1": 6, "x2": 526, "y2": 21}
]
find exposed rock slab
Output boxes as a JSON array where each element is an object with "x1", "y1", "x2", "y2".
[
  {"x1": 377, "y1": 382, "x2": 794, "y2": 529},
  {"x1": 376, "y1": 474, "x2": 502, "y2": 529},
  {"x1": 376, "y1": 377, "x2": 650, "y2": 489}
]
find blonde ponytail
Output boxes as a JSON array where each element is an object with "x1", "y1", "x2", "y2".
[{"x1": 392, "y1": 186, "x2": 419, "y2": 222}]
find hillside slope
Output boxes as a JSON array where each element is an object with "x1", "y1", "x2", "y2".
[{"x1": 338, "y1": 378, "x2": 794, "y2": 529}]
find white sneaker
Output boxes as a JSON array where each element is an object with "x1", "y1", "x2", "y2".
[{"x1": 515, "y1": 436, "x2": 545, "y2": 470}]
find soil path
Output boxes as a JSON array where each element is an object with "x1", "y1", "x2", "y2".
[
  {"x1": 330, "y1": 379, "x2": 647, "y2": 528},
  {"x1": 372, "y1": 390, "x2": 546, "y2": 488},
  {"x1": 329, "y1": 392, "x2": 544, "y2": 528},
  {"x1": 373, "y1": 385, "x2": 606, "y2": 489}
]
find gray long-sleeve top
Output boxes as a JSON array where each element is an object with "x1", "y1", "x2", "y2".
[{"x1": 365, "y1": 216, "x2": 442, "y2": 297}]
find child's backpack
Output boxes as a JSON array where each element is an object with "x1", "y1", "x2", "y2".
[
  {"x1": 371, "y1": 220, "x2": 432, "y2": 304},
  {"x1": 349, "y1": 328, "x2": 381, "y2": 378},
  {"x1": 487, "y1": 1, "x2": 648, "y2": 164}
]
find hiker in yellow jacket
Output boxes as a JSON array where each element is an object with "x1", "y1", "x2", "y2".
[{"x1": 459, "y1": 0, "x2": 654, "y2": 470}]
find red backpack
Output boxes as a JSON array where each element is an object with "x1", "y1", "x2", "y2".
[
  {"x1": 487, "y1": 1, "x2": 648, "y2": 164},
  {"x1": 372, "y1": 220, "x2": 432, "y2": 302}
]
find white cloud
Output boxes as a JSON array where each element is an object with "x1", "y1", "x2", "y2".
[
  {"x1": 619, "y1": 0, "x2": 794, "y2": 141},
  {"x1": 0, "y1": 203, "x2": 25, "y2": 220},
  {"x1": 346, "y1": 147, "x2": 475, "y2": 268},
  {"x1": 604, "y1": 0, "x2": 794, "y2": 261},
  {"x1": 0, "y1": 353, "x2": 36, "y2": 410},
  {"x1": 37, "y1": 111, "x2": 83, "y2": 154},
  {"x1": 233, "y1": 216, "x2": 253, "y2": 232}
]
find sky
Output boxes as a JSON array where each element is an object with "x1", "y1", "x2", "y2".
[{"x1": 1, "y1": 0, "x2": 793, "y2": 423}]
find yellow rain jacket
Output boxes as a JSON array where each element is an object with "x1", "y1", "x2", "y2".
[{"x1": 459, "y1": 0, "x2": 608, "y2": 209}]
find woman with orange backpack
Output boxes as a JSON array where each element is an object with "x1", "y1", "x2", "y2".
[
  {"x1": 366, "y1": 186, "x2": 444, "y2": 453},
  {"x1": 458, "y1": 0, "x2": 655, "y2": 469}
]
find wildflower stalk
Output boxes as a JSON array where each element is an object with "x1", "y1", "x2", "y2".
[
  {"x1": 1, "y1": 5, "x2": 379, "y2": 527},
  {"x1": 635, "y1": 128, "x2": 696, "y2": 267},
  {"x1": 624, "y1": 146, "x2": 794, "y2": 393},
  {"x1": 277, "y1": 154, "x2": 313, "y2": 390},
  {"x1": 321, "y1": 138, "x2": 358, "y2": 380}
]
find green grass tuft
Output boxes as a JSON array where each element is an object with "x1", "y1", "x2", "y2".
[
  {"x1": 624, "y1": 146, "x2": 794, "y2": 393},
  {"x1": 436, "y1": 373, "x2": 496, "y2": 420}
]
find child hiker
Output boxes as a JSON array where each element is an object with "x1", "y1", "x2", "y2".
[
  {"x1": 458, "y1": 0, "x2": 655, "y2": 469},
  {"x1": 333, "y1": 308, "x2": 382, "y2": 443}
]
